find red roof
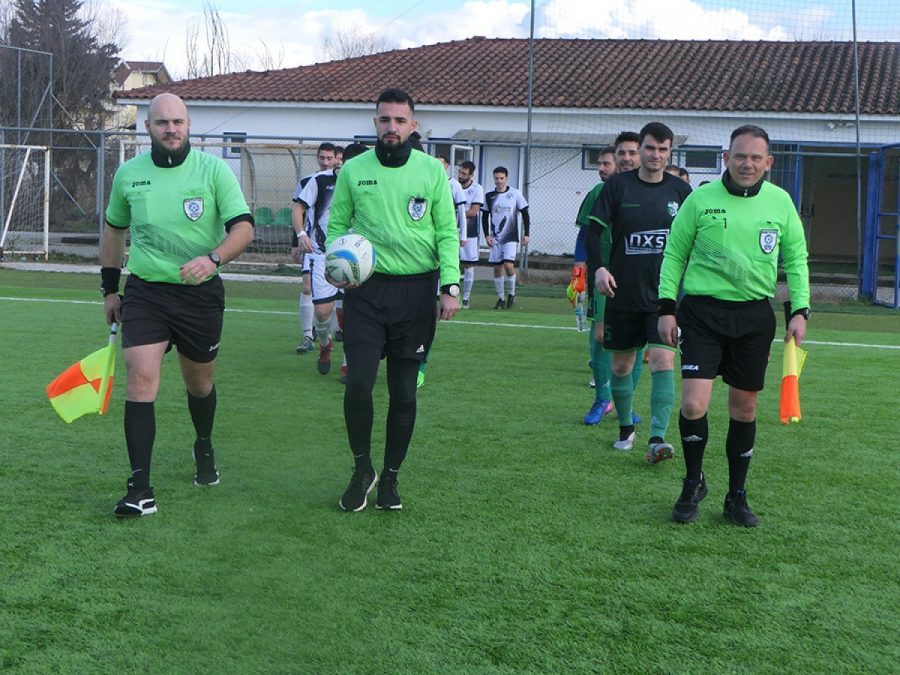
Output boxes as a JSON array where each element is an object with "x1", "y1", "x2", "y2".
[{"x1": 116, "y1": 38, "x2": 900, "y2": 115}]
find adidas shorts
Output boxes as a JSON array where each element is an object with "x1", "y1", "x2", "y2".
[
  {"x1": 677, "y1": 294, "x2": 775, "y2": 391},
  {"x1": 121, "y1": 274, "x2": 224, "y2": 363},
  {"x1": 342, "y1": 271, "x2": 438, "y2": 362}
]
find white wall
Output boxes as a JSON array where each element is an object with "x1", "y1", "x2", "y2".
[{"x1": 128, "y1": 99, "x2": 900, "y2": 255}]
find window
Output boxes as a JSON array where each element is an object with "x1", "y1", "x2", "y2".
[
  {"x1": 674, "y1": 146, "x2": 721, "y2": 170},
  {"x1": 223, "y1": 132, "x2": 246, "y2": 158},
  {"x1": 582, "y1": 147, "x2": 613, "y2": 170}
]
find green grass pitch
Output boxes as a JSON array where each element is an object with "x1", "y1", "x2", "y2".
[{"x1": 1, "y1": 268, "x2": 898, "y2": 672}]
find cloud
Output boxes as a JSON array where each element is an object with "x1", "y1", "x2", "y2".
[
  {"x1": 111, "y1": 0, "x2": 880, "y2": 80},
  {"x1": 539, "y1": 0, "x2": 789, "y2": 40}
]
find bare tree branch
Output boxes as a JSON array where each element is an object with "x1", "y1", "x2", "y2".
[{"x1": 321, "y1": 25, "x2": 395, "y2": 61}]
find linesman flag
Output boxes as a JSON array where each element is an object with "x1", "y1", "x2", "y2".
[
  {"x1": 46, "y1": 324, "x2": 118, "y2": 423},
  {"x1": 779, "y1": 336, "x2": 807, "y2": 425}
]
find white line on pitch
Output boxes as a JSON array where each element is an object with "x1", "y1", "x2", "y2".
[{"x1": 2, "y1": 296, "x2": 899, "y2": 350}]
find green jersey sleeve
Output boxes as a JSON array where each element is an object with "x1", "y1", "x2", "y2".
[
  {"x1": 659, "y1": 193, "x2": 698, "y2": 301},
  {"x1": 105, "y1": 169, "x2": 131, "y2": 229},
  {"x1": 212, "y1": 160, "x2": 252, "y2": 225}
]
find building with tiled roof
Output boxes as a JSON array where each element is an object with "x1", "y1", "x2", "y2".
[
  {"x1": 110, "y1": 60, "x2": 172, "y2": 130},
  {"x1": 117, "y1": 38, "x2": 899, "y2": 115},
  {"x1": 116, "y1": 38, "x2": 900, "y2": 259}
]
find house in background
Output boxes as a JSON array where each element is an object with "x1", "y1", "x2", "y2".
[
  {"x1": 110, "y1": 60, "x2": 172, "y2": 130},
  {"x1": 115, "y1": 38, "x2": 900, "y2": 259}
]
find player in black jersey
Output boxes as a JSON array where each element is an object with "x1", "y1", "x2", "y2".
[{"x1": 588, "y1": 122, "x2": 692, "y2": 463}]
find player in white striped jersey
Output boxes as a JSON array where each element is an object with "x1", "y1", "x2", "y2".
[
  {"x1": 457, "y1": 160, "x2": 484, "y2": 307},
  {"x1": 292, "y1": 142, "x2": 337, "y2": 353},
  {"x1": 482, "y1": 166, "x2": 529, "y2": 309}
]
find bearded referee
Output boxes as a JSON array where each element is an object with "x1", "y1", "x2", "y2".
[
  {"x1": 326, "y1": 88, "x2": 460, "y2": 512},
  {"x1": 658, "y1": 125, "x2": 810, "y2": 527},
  {"x1": 101, "y1": 93, "x2": 254, "y2": 517}
]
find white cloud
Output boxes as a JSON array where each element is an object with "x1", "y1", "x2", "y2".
[
  {"x1": 539, "y1": 0, "x2": 789, "y2": 40},
  {"x1": 112, "y1": 0, "x2": 858, "y2": 80}
]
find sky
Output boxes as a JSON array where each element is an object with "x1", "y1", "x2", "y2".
[{"x1": 108, "y1": 0, "x2": 897, "y2": 78}]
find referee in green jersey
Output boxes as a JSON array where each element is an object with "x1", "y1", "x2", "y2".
[
  {"x1": 101, "y1": 93, "x2": 254, "y2": 518},
  {"x1": 327, "y1": 88, "x2": 460, "y2": 512},
  {"x1": 658, "y1": 125, "x2": 810, "y2": 527}
]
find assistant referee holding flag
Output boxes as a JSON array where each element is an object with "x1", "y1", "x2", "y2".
[
  {"x1": 327, "y1": 88, "x2": 460, "y2": 512},
  {"x1": 101, "y1": 93, "x2": 254, "y2": 517},
  {"x1": 658, "y1": 124, "x2": 810, "y2": 527}
]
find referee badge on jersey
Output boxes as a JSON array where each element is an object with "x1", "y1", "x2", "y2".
[
  {"x1": 183, "y1": 197, "x2": 204, "y2": 222},
  {"x1": 408, "y1": 197, "x2": 427, "y2": 221},
  {"x1": 759, "y1": 228, "x2": 778, "y2": 254}
]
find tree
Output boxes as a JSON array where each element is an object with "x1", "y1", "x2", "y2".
[
  {"x1": 185, "y1": 0, "x2": 242, "y2": 78},
  {"x1": 0, "y1": 0, "x2": 121, "y2": 229},
  {"x1": 321, "y1": 25, "x2": 394, "y2": 62},
  {"x1": 183, "y1": 1, "x2": 285, "y2": 79},
  {"x1": 0, "y1": 0, "x2": 120, "y2": 130}
]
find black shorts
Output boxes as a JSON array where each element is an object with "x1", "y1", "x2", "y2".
[
  {"x1": 121, "y1": 274, "x2": 225, "y2": 364},
  {"x1": 342, "y1": 271, "x2": 438, "y2": 362},
  {"x1": 677, "y1": 294, "x2": 775, "y2": 391},
  {"x1": 603, "y1": 307, "x2": 667, "y2": 351}
]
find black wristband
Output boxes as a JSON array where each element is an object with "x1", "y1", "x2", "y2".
[
  {"x1": 101, "y1": 266, "x2": 121, "y2": 294},
  {"x1": 658, "y1": 298, "x2": 677, "y2": 317},
  {"x1": 790, "y1": 307, "x2": 810, "y2": 321}
]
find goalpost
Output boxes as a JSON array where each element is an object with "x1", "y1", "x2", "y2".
[{"x1": 0, "y1": 144, "x2": 51, "y2": 261}]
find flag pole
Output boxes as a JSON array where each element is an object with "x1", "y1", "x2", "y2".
[{"x1": 97, "y1": 322, "x2": 118, "y2": 415}]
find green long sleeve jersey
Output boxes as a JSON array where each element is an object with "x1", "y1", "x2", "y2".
[
  {"x1": 659, "y1": 178, "x2": 810, "y2": 310},
  {"x1": 327, "y1": 148, "x2": 460, "y2": 287}
]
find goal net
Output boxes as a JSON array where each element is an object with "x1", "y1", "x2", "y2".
[{"x1": 0, "y1": 145, "x2": 50, "y2": 261}]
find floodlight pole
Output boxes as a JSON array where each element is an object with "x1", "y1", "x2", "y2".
[
  {"x1": 524, "y1": 0, "x2": 535, "y2": 203},
  {"x1": 521, "y1": 0, "x2": 536, "y2": 274},
  {"x1": 851, "y1": 0, "x2": 863, "y2": 296}
]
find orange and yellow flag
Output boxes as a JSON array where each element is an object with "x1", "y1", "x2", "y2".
[
  {"x1": 779, "y1": 337, "x2": 807, "y2": 425},
  {"x1": 566, "y1": 266, "x2": 586, "y2": 305},
  {"x1": 46, "y1": 324, "x2": 117, "y2": 423}
]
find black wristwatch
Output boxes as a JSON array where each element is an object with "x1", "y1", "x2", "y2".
[
  {"x1": 208, "y1": 251, "x2": 222, "y2": 268},
  {"x1": 441, "y1": 284, "x2": 460, "y2": 298},
  {"x1": 791, "y1": 307, "x2": 810, "y2": 321},
  {"x1": 100, "y1": 287, "x2": 117, "y2": 297}
]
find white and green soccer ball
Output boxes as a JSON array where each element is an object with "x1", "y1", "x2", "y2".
[{"x1": 325, "y1": 234, "x2": 376, "y2": 287}]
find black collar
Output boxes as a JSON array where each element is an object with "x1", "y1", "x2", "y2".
[
  {"x1": 151, "y1": 140, "x2": 191, "y2": 168},
  {"x1": 374, "y1": 139, "x2": 412, "y2": 167},
  {"x1": 722, "y1": 169, "x2": 764, "y2": 197}
]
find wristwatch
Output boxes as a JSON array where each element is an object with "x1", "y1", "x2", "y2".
[
  {"x1": 441, "y1": 284, "x2": 460, "y2": 298},
  {"x1": 208, "y1": 251, "x2": 222, "y2": 268},
  {"x1": 791, "y1": 307, "x2": 810, "y2": 321},
  {"x1": 100, "y1": 287, "x2": 117, "y2": 297}
]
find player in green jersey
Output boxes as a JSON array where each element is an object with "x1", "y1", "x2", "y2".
[{"x1": 658, "y1": 124, "x2": 810, "y2": 527}]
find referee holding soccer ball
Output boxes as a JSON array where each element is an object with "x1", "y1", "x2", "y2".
[{"x1": 326, "y1": 88, "x2": 460, "y2": 513}]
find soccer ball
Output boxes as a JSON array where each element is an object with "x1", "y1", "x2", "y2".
[{"x1": 325, "y1": 234, "x2": 376, "y2": 287}]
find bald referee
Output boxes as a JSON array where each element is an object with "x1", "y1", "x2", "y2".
[
  {"x1": 658, "y1": 124, "x2": 810, "y2": 527},
  {"x1": 327, "y1": 88, "x2": 460, "y2": 512},
  {"x1": 101, "y1": 93, "x2": 254, "y2": 517}
]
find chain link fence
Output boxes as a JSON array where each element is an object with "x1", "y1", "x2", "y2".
[{"x1": 0, "y1": 126, "x2": 881, "y2": 302}]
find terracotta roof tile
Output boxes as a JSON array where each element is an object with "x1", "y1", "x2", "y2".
[{"x1": 116, "y1": 38, "x2": 900, "y2": 115}]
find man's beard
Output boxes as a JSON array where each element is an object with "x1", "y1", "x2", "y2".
[{"x1": 151, "y1": 135, "x2": 185, "y2": 154}]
